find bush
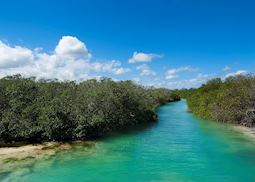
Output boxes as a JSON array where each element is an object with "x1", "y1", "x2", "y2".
[
  {"x1": 0, "y1": 75, "x2": 180, "y2": 143},
  {"x1": 175, "y1": 75, "x2": 255, "y2": 127}
]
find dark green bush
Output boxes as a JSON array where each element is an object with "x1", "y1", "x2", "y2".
[
  {"x1": 175, "y1": 75, "x2": 255, "y2": 127},
  {"x1": 0, "y1": 75, "x2": 180, "y2": 143}
]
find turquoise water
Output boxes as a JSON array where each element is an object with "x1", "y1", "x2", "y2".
[{"x1": 2, "y1": 100, "x2": 255, "y2": 182}]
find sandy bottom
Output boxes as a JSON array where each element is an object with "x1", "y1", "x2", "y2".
[
  {"x1": 232, "y1": 125, "x2": 255, "y2": 139},
  {"x1": 0, "y1": 141, "x2": 96, "y2": 175},
  {"x1": 0, "y1": 142, "x2": 73, "y2": 160}
]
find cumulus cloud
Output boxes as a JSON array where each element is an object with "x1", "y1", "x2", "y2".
[
  {"x1": 0, "y1": 36, "x2": 129, "y2": 81},
  {"x1": 225, "y1": 70, "x2": 247, "y2": 78},
  {"x1": 55, "y1": 36, "x2": 91, "y2": 59},
  {"x1": 128, "y1": 52, "x2": 162, "y2": 63},
  {"x1": 0, "y1": 41, "x2": 34, "y2": 68},
  {"x1": 136, "y1": 64, "x2": 156, "y2": 76},
  {"x1": 165, "y1": 66, "x2": 198, "y2": 80}
]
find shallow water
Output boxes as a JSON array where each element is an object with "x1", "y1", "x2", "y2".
[{"x1": 1, "y1": 100, "x2": 255, "y2": 182}]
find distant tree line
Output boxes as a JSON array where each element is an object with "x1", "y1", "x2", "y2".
[
  {"x1": 174, "y1": 75, "x2": 255, "y2": 127},
  {"x1": 0, "y1": 75, "x2": 180, "y2": 144}
]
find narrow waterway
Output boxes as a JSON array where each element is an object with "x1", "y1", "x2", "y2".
[{"x1": 1, "y1": 100, "x2": 255, "y2": 182}]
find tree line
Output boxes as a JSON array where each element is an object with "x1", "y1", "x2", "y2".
[
  {"x1": 0, "y1": 75, "x2": 180, "y2": 144},
  {"x1": 174, "y1": 75, "x2": 255, "y2": 127}
]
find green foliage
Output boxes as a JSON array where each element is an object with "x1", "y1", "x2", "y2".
[
  {"x1": 0, "y1": 75, "x2": 180, "y2": 143},
  {"x1": 177, "y1": 75, "x2": 255, "y2": 127}
]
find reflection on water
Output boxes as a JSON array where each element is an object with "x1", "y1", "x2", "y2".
[{"x1": 1, "y1": 100, "x2": 255, "y2": 182}]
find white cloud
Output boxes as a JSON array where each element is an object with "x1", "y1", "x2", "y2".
[
  {"x1": 128, "y1": 52, "x2": 162, "y2": 63},
  {"x1": 97, "y1": 60, "x2": 130, "y2": 75},
  {"x1": 132, "y1": 71, "x2": 210, "y2": 89},
  {"x1": 0, "y1": 36, "x2": 129, "y2": 81},
  {"x1": 0, "y1": 41, "x2": 34, "y2": 68},
  {"x1": 55, "y1": 36, "x2": 91, "y2": 59},
  {"x1": 225, "y1": 70, "x2": 247, "y2": 78},
  {"x1": 189, "y1": 73, "x2": 209, "y2": 84},
  {"x1": 165, "y1": 66, "x2": 198, "y2": 80},
  {"x1": 165, "y1": 74, "x2": 178, "y2": 80},
  {"x1": 136, "y1": 64, "x2": 156, "y2": 76},
  {"x1": 166, "y1": 73, "x2": 210, "y2": 89}
]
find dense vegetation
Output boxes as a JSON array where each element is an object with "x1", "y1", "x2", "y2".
[
  {"x1": 174, "y1": 75, "x2": 255, "y2": 127},
  {"x1": 0, "y1": 75, "x2": 180, "y2": 144}
]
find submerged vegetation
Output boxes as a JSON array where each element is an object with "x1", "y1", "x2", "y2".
[
  {"x1": 174, "y1": 75, "x2": 255, "y2": 127},
  {"x1": 0, "y1": 75, "x2": 180, "y2": 144}
]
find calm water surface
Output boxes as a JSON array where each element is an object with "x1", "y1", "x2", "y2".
[{"x1": 1, "y1": 100, "x2": 255, "y2": 182}]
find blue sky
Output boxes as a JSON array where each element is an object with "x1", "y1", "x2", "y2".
[{"x1": 0, "y1": 0, "x2": 254, "y2": 88}]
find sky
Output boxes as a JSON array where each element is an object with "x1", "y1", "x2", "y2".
[{"x1": 0, "y1": 0, "x2": 255, "y2": 89}]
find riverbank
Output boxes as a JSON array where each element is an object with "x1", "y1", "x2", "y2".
[{"x1": 0, "y1": 100, "x2": 180, "y2": 164}]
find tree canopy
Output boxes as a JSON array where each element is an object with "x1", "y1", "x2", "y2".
[
  {"x1": 174, "y1": 75, "x2": 255, "y2": 127},
  {"x1": 0, "y1": 75, "x2": 180, "y2": 144}
]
